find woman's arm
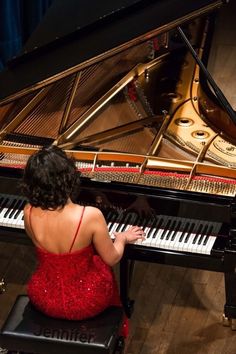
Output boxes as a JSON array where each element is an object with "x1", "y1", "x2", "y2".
[{"x1": 91, "y1": 208, "x2": 145, "y2": 266}]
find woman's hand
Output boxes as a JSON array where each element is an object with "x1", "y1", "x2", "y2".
[{"x1": 114, "y1": 226, "x2": 145, "y2": 244}]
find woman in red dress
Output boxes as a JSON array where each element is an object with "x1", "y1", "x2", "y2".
[{"x1": 22, "y1": 146, "x2": 145, "y2": 335}]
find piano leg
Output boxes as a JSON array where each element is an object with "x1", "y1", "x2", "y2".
[
  {"x1": 223, "y1": 252, "x2": 236, "y2": 330},
  {"x1": 120, "y1": 257, "x2": 135, "y2": 317}
]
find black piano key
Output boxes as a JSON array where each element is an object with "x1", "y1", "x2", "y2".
[
  {"x1": 8, "y1": 199, "x2": 22, "y2": 218},
  {"x1": 192, "y1": 223, "x2": 204, "y2": 244},
  {"x1": 183, "y1": 223, "x2": 195, "y2": 243},
  {"x1": 146, "y1": 217, "x2": 159, "y2": 238},
  {"x1": 131, "y1": 213, "x2": 140, "y2": 226},
  {"x1": 4, "y1": 198, "x2": 17, "y2": 218},
  {"x1": 119, "y1": 213, "x2": 133, "y2": 232},
  {"x1": 113, "y1": 214, "x2": 125, "y2": 233},
  {"x1": 170, "y1": 220, "x2": 182, "y2": 241},
  {"x1": 136, "y1": 216, "x2": 143, "y2": 227},
  {"x1": 118, "y1": 212, "x2": 139, "y2": 231},
  {"x1": 107, "y1": 210, "x2": 118, "y2": 223},
  {"x1": 165, "y1": 220, "x2": 178, "y2": 241},
  {"x1": 164, "y1": 229, "x2": 172, "y2": 241},
  {"x1": 151, "y1": 217, "x2": 165, "y2": 238},
  {"x1": 116, "y1": 212, "x2": 132, "y2": 232},
  {"x1": 197, "y1": 234, "x2": 205, "y2": 245},
  {"x1": 179, "y1": 222, "x2": 190, "y2": 242},
  {"x1": 160, "y1": 219, "x2": 172, "y2": 240},
  {"x1": 0, "y1": 197, "x2": 9, "y2": 213},
  {"x1": 202, "y1": 225, "x2": 214, "y2": 245},
  {"x1": 197, "y1": 224, "x2": 209, "y2": 245},
  {"x1": 202, "y1": 235, "x2": 209, "y2": 246},
  {"x1": 108, "y1": 211, "x2": 120, "y2": 232},
  {"x1": 14, "y1": 200, "x2": 26, "y2": 219},
  {"x1": 112, "y1": 210, "x2": 129, "y2": 233},
  {"x1": 141, "y1": 217, "x2": 150, "y2": 230}
]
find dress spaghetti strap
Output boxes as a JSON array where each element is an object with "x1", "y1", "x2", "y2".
[
  {"x1": 69, "y1": 206, "x2": 85, "y2": 253},
  {"x1": 28, "y1": 205, "x2": 34, "y2": 237}
]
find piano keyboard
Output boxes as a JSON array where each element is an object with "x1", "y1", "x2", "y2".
[
  {"x1": 107, "y1": 211, "x2": 222, "y2": 255},
  {"x1": 0, "y1": 194, "x2": 222, "y2": 255},
  {"x1": 0, "y1": 194, "x2": 26, "y2": 229}
]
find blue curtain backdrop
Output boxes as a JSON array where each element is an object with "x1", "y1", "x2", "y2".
[{"x1": 0, "y1": 0, "x2": 54, "y2": 70}]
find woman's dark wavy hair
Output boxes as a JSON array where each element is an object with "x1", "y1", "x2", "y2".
[{"x1": 21, "y1": 145, "x2": 80, "y2": 209}]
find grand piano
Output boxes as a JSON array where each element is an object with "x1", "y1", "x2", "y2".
[{"x1": 0, "y1": 0, "x2": 236, "y2": 329}]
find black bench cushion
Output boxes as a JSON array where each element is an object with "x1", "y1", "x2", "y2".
[{"x1": 0, "y1": 295, "x2": 123, "y2": 354}]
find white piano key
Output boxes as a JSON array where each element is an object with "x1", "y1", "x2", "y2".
[
  {"x1": 15, "y1": 210, "x2": 25, "y2": 228},
  {"x1": 172, "y1": 230, "x2": 185, "y2": 250},
  {"x1": 204, "y1": 236, "x2": 217, "y2": 255},
  {"x1": 151, "y1": 228, "x2": 166, "y2": 247},
  {"x1": 179, "y1": 220, "x2": 198, "y2": 252},
  {"x1": 0, "y1": 199, "x2": 11, "y2": 225},
  {"x1": 3, "y1": 201, "x2": 19, "y2": 226},
  {"x1": 181, "y1": 233, "x2": 196, "y2": 252},
  {"x1": 163, "y1": 229, "x2": 178, "y2": 249},
  {"x1": 3, "y1": 198, "x2": 25, "y2": 228}
]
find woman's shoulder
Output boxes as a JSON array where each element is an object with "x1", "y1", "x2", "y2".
[
  {"x1": 84, "y1": 205, "x2": 103, "y2": 218},
  {"x1": 23, "y1": 202, "x2": 31, "y2": 214}
]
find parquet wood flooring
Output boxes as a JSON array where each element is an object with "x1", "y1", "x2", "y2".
[{"x1": 125, "y1": 265, "x2": 235, "y2": 354}]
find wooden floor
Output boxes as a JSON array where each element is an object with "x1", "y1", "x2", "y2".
[
  {"x1": 125, "y1": 264, "x2": 236, "y2": 354},
  {"x1": 1, "y1": 1, "x2": 236, "y2": 354}
]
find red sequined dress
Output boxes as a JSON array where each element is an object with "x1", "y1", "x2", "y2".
[{"x1": 27, "y1": 206, "x2": 128, "y2": 335}]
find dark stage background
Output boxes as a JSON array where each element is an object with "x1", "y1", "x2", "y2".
[{"x1": 0, "y1": 0, "x2": 53, "y2": 71}]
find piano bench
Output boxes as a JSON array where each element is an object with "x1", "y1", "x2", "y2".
[{"x1": 0, "y1": 295, "x2": 125, "y2": 354}]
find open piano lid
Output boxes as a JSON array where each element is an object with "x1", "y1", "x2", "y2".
[
  {"x1": 0, "y1": 0, "x2": 235, "y2": 198},
  {"x1": 0, "y1": 0, "x2": 224, "y2": 103}
]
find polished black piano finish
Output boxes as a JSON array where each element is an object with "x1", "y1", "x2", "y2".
[{"x1": 0, "y1": 0, "x2": 224, "y2": 103}]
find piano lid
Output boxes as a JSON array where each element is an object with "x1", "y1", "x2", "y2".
[
  {"x1": 0, "y1": 0, "x2": 235, "y2": 197},
  {"x1": 0, "y1": 0, "x2": 223, "y2": 104}
]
